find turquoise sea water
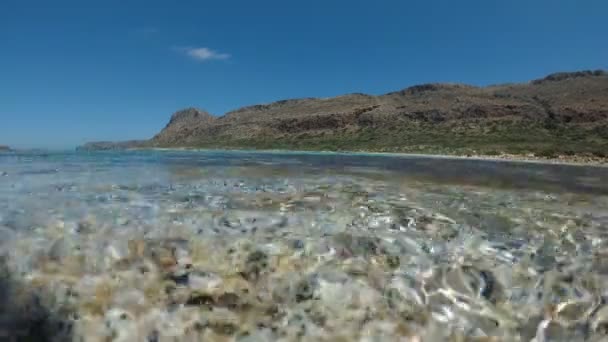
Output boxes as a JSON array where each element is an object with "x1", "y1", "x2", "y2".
[{"x1": 1, "y1": 150, "x2": 608, "y2": 340}]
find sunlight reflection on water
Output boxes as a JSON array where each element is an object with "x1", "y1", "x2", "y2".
[{"x1": 0, "y1": 150, "x2": 607, "y2": 340}]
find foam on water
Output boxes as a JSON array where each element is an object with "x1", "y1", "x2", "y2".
[{"x1": 1, "y1": 150, "x2": 608, "y2": 341}]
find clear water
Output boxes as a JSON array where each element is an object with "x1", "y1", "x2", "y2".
[{"x1": 1, "y1": 150, "x2": 608, "y2": 341}]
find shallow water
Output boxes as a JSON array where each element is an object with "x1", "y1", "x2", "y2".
[{"x1": 1, "y1": 150, "x2": 608, "y2": 341}]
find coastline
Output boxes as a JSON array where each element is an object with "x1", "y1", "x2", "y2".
[{"x1": 125, "y1": 146, "x2": 608, "y2": 168}]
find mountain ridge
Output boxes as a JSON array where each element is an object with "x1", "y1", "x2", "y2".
[{"x1": 80, "y1": 70, "x2": 608, "y2": 157}]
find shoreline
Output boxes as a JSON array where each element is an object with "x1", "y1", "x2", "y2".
[{"x1": 126, "y1": 147, "x2": 608, "y2": 168}]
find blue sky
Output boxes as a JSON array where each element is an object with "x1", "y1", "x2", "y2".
[{"x1": 1, "y1": 0, "x2": 607, "y2": 149}]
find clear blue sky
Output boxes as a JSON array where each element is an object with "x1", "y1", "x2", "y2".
[{"x1": 1, "y1": 0, "x2": 607, "y2": 149}]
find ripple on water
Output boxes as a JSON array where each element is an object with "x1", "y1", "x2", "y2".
[{"x1": 1, "y1": 152, "x2": 608, "y2": 340}]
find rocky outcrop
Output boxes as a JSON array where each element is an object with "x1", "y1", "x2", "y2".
[
  {"x1": 531, "y1": 69, "x2": 606, "y2": 84},
  {"x1": 151, "y1": 108, "x2": 215, "y2": 146}
]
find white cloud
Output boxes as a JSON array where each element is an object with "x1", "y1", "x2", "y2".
[{"x1": 178, "y1": 47, "x2": 231, "y2": 62}]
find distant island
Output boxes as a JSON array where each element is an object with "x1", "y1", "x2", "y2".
[
  {"x1": 79, "y1": 70, "x2": 608, "y2": 162},
  {"x1": 0, "y1": 145, "x2": 12, "y2": 152},
  {"x1": 77, "y1": 140, "x2": 147, "y2": 151}
]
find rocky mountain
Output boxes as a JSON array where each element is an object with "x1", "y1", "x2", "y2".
[
  {"x1": 81, "y1": 70, "x2": 608, "y2": 156},
  {"x1": 152, "y1": 108, "x2": 216, "y2": 146}
]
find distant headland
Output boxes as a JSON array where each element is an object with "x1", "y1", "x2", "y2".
[{"x1": 78, "y1": 70, "x2": 608, "y2": 163}]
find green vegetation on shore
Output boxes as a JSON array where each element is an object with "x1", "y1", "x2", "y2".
[{"x1": 157, "y1": 121, "x2": 608, "y2": 159}]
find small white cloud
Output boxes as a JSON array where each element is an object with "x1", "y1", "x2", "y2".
[{"x1": 177, "y1": 47, "x2": 231, "y2": 62}]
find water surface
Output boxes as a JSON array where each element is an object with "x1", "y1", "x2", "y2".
[{"x1": 1, "y1": 150, "x2": 607, "y2": 341}]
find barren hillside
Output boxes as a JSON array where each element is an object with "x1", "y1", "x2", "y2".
[{"x1": 83, "y1": 70, "x2": 608, "y2": 156}]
